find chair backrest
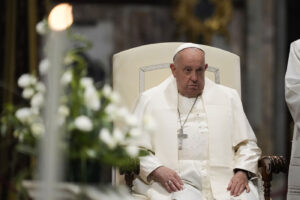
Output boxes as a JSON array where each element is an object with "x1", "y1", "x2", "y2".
[
  {"x1": 113, "y1": 42, "x2": 241, "y2": 111},
  {"x1": 112, "y1": 42, "x2": 241, "y2": 184}
]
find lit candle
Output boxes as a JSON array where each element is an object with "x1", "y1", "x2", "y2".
[
  {"x1": 48, "y1": 3, "x2": 73, "y2": 31},
  {"x1": 38, "y1": 4, "x2": 73, "y2": 200}
]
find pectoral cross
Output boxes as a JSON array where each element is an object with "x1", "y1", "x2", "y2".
[{"x1": 177, "y1": 128, "x2": 188, "y2": 150}]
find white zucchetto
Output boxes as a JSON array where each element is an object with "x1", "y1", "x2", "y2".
[{"x1": 173, "y1": 43, "x2": 204, "y2": 61}]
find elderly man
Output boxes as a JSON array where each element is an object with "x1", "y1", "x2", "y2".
[{"x1": 132, "y1": 43, "x2": 261, "y2": 200}]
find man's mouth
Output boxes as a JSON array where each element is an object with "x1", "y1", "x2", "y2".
[{"x1": 188, "y1": 85, "x2": 198, "y2": 89}]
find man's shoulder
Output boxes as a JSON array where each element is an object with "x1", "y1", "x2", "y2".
[
  {"x1": 217, "y1": 84, "x2": 238, "y2": 95},
  {"x1": 206, "y1": 79, "x2": 239, "y2": 98}
]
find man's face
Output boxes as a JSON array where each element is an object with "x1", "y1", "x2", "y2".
[{"x1": 170, "y1": 48, "x2": 208, "y2": 98}]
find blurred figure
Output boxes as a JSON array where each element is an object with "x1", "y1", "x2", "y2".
[{"x1": 285, "y1": 39, "x2": 300, "y2": 200}]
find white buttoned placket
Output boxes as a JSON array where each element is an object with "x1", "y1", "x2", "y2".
[{"x1": 177, "y1": 93, "x2": 214, "y2": 200}]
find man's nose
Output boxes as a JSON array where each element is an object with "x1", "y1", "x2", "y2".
[{"x1": 190, "y1": 72, "x2": 198, "y2": 82}]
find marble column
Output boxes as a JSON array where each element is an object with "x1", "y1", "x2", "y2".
[{"x1": 245, "y1": 1, "x2": 287, "y2": 199}]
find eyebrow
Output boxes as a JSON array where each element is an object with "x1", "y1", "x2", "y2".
[{"x1": 183, "y1": 65, "x2": 204, "y2": 69}]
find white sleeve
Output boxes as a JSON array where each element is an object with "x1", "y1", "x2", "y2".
[
  {"x1": 233, "y1": 140, "x2": 261, "y2": 175},
  {"x1": 231, "y1": 90, "x2": 261, "y2": 175},
  {"x1": 286, "y1": 39, "x2": 300, "y2": 123},
  {"x1": 139, "y1": 152, "x2": 163, "y2": 183}
]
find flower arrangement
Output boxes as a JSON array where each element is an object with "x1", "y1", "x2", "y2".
[{"x1": 1, "y1": 20, "x2": 152, "y2": 183}]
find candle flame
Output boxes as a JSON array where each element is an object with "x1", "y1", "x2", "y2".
[{"x1": 48, "y1": 3, "x2": 73, "y2": 31}]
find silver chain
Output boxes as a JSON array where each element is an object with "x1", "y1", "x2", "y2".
[{"x1": 177, "y1": 95, "x2": 199, "y2": 130}]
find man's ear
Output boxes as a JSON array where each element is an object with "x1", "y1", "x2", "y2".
[
  {"x1": 204, "y1": 64, "x2": 208, "y2": 70},
  {"x1": 170, "y1": 63, "x2": 176, "y2": 78}
]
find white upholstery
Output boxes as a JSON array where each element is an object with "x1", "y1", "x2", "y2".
[
  {"x1": 113, "y1": 42, "x2": 241, "y2": 111},
  {"x1": 112, "y1": 42, "x2": 241, "y2": 186}
]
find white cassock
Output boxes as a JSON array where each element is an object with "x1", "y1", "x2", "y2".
[
  {"x1": 132, "y1": 76, "x2": 261, "y2": 200},
  {"x1": 286, "y1": 39, "x2": 300, "y2": 200}
]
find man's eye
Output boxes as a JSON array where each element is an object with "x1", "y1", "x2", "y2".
[{"x1": 197, "y1": 67, "x2": 205, "y2": 72}]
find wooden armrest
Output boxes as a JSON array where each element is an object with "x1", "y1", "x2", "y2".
[
  {"x1": 119, "y1": 160, "x2": 139, "y2": 189},
  {"x1": 121, "y1": 171, "x2": 136, "y2": 189},
  {"x1": 258, "y1": 155, "x2": 288, "y2": 200}
]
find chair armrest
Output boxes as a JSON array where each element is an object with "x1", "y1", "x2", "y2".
[
  {"x1": 120, "y1": 171, "x2": 137, "y2": 189},
  {"x1": 258, "y1": 155, "x2": 288, "y2": 200},
  {"x1": 119, "y1": 160, "x2": 140, "y2": 189}
]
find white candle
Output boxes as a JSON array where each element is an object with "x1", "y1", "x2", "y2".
[{"x1": 38, "y1": 4, "x2": 73, "y2": 200}]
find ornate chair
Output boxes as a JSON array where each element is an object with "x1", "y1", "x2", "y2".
[{"x1": 112, "y1": 43, "x2": 288, "y2": 200}]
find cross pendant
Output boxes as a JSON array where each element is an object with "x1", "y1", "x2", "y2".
[{"x1": 177, "y1": 128, "x2": 188, "y2": 150}]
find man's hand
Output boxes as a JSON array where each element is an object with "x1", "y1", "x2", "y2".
[
  {"x1": 227, "y1": 171, "x2": 250, "y2": 196},
  {"x1": 148, "y1": 166, "x2": 183, "y2": 193}
]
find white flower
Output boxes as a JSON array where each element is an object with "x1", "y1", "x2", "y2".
[
  {"x1": 74, "y1": 115, "x2": 93, "y2": 132},
  {"x1": 117, "y1": 107, "x2": 130, "y2": 119},
  {"x1": 99, "y1": 128, "x2": 116, "y2": 149},
  {"x1": 16, "y1": 108, "x2": 32, "y2": 123},
  {"x1": 35, "y1": 82, "x2": 46, "y2": 93},
  {"x1": 18, "y1": 74, "x2": 36, "y2": 88},
  {"x1": 113, "y1": 128, "x2": 124, "y2": 143},
  {"x1": 129, "y1": 128, "x2": 141, "y2": 138},
  {"x1": 86, "y1": 149, "x2": 96, "y2": 158},
  {"x1": 105, "y1": 104, "x2": 117, "y2": 113},
  {"x1": 36, "y1": 20, "x2": 48, "y2": 35},
  {"x1": 105, "y1": 104, "x2": 118, "y2": 119},
  {"x1": 103, "y1": 84, "x2": 112, "y2": 97},
  {"x1": 57, "y1": 105, "x2": 69, "y2": 126},
  {"x1": 61, "y1": 70, "x2": 72, "y2": 86},
  {"x1": 39, "y1": 59, "x2": 50, "y2": 75},
  {"x1": 31, "y1": 123, "x2": 45, "y2": 137},
  {"x1": 126, "y1": 115, "x2": 138, "y2": 127},
  {"x1": 31, "y1": 107, "x2": 40, "y2": 115},
  {"x1": 22, "y1": 88, "x2": 35, "y2": 99},
  {"x1": 102, "y1": 85, "x2": 121, "y2": 104},
  {"x1": 126, "y1": 145, "x2": 139, "y2": 157},
  {"x1": 65, "y1": 185, "x2": 80, "y2": 195},
  {"x1": 105, "y1": 105, "x2": 132, "y2": 122},
  {"x1": 18, "y1": 133, "x2": 24, "y2": 142},
  {"x1": 63, "y1": 53, "x2": 73, "y2": 65},
  {"x1": 80, "y1": 77, "x2": 100, "y2": 111},
  {"x1": 110, "y1": 91, "x2": 121, "y2": 104},
  {"x1": 84, "y1": 87, "x2": 100, "y2": 111},
  {"x1": 143, "y1": 114, "x2": 156, "y2": 132},
  {"x1": 58, "y1": 105, "x2": 70, "y2": 117},
  {"x1": 30, "y1": 93, "x2": 44, "y2": 108},
  {"x1": 80, "y1": 77, "x2": 93, "y2": 89}
]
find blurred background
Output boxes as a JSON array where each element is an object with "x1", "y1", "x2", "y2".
[{"x1": 1, "y1": 0, "x2": 300, "y2": 199}]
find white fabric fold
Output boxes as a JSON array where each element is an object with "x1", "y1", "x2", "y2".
[{"x1": 286, "y1": 39, "x2": 300, "y2": 199}]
